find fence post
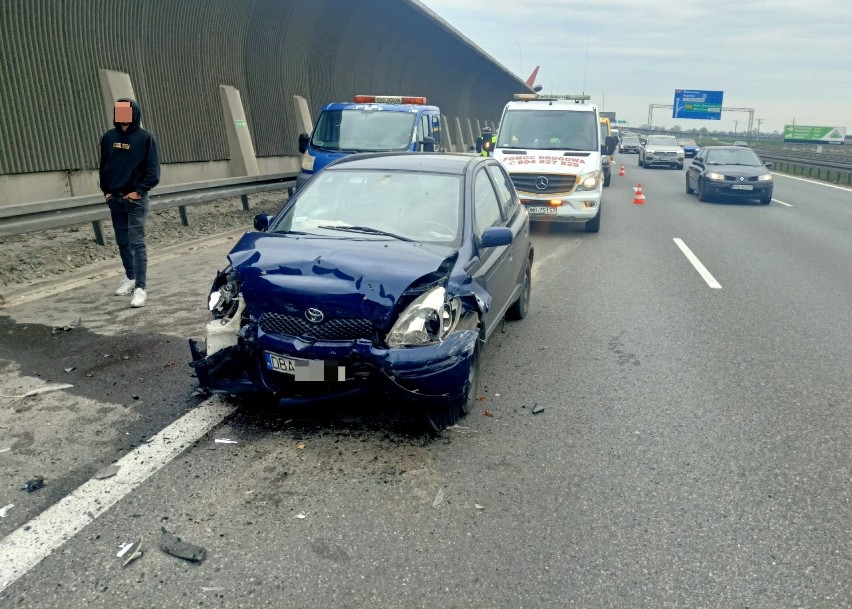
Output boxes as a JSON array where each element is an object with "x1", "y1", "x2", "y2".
[
  {"x1": 219, "y1": 85, "x2": 260, "y2": 177},
  {"x1": 241, "y1": 194, "x2": 250, "y2": 211},
  {"x1": 91, "y1": 220, "x2": 106, "y2": 246},
  {"x1": 178, "y1": 206, "x2": 189, "y2": 226}
]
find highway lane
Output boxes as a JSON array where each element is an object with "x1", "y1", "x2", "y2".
[{"x1": 0, "y1": 166, "x2": 849, "y2": 607}]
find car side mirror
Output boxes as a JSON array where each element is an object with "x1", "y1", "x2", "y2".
[
  {"x1": 480, "y1": 226, "x2": 513, "y2": 248},
  {"x1": 764, "y1": 161, "x2": 773, "y2": 169},
  {"x1": 298, "y1": 133, "x2": 310, "y2": 154},
  {"x1": 253, "y1": 214, "x2": 272, "y2": 232},
  {"x1": 604, "y1": 135, "x2": 618, "y2": 155},
  {"x1": 421, "y1": 136, "x2": 436, "y2": 152}
]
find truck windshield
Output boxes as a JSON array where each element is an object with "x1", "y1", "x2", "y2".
[
  {"x1": 311, "y1": 110, "x2": 416, "y2": 152},
  {"x1": 496, "y1": 109, "x2": 598, "y2": 151}
]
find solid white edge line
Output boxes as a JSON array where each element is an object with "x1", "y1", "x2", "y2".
[
  {"x1": 770, "y1": 172, "x2": 852, "y2": 192},
  {"x1": 772, "y1": 198, "x2": 793, "y2": 207},
  {"x1": 0, "y1": 397, "x2": 235, "y2": 591},
  {"x1": 673, "y1": 238, "x2": 722, "y2": 289}
]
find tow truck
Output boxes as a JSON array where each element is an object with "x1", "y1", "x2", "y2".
[{"x1": 296, "y1": 95, "x2": 444, "y2": 189}]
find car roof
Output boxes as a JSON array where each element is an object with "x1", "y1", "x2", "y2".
[
  {"x1": 700, "y1": 145, "x2": 755, "y2": 151},
  {"x1": 325, "y1": 152, "x2": 485, "y2": 175}
]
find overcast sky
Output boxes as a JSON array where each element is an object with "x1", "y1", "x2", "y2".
[{"x1": 416, "y1": 0, "x2": 851, "y2": 135}]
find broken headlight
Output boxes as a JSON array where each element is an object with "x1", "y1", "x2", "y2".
[
  {"x1": 387, "y1": 286, "x2": 461, "y2": 348},
  {"x1": 209, "y1": 275, "x2": 241, "y2": 320}
]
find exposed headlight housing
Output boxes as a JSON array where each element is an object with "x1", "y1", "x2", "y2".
[
  {"x1": 706, "y1": 172, "x2": 725, "y2": 181},
  {"x1": 300, "y1": 153, "x2": 315, "y2": 171},
  {"x1": 387, "y1": 286, "x2": 461, "y2": 348},
  {"x1": 757, "y1": 174, "x2": 773, "y2": 182},
  {"x1": 209, "y1": 277, "x2": 241, "y2": 319},
  {"x1": 576, "y1": 171, "x2": 600, "y2": 191}
]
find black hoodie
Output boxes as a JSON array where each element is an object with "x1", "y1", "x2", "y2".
[{"x1": 99, "y1": 98, "x2": 160, "y2": 197}]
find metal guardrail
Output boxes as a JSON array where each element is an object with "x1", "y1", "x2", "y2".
[
  {"x1": 756, "y1": 152, "x2": 852, "y2": 186},
  {"x1": 0, "y1": 172, "x2": 298, "y2": 244}
]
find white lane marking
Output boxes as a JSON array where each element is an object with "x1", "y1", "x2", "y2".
[
  {"x1": 772, "y1": 198, "x2": 793, "y2": 207},
  {"x1": 531, "y1": 240, "x2": 582, "y2": 282},
  {"x1": 673, "y1": 238, "x2": 722, "y2": 289},
  {"x1": 0, "y1": 397, "x2": 235, "y2": 591},
  {"x1": 770, "y1": 172, "x2": 852, "y2": 192}
]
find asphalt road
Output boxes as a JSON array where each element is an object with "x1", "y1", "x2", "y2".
[{"x1": 0, "y1": 163, "x2": 850, "y2": 608}]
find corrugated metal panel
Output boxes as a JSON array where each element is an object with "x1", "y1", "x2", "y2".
[{"x1": 1, "y1": 0, "x2": 529, "y2": 177}]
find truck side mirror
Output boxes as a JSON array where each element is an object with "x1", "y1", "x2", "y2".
[
  {"x1": 421, "y1": 136, "x2": 436, "y2": 152},
  {"x1": 298, "y1": 133, "x2": 310, "y2": 154}
]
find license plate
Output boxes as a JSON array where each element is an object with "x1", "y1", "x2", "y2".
[
  {"x1": 526, "y1": 206, "x2": 557, "y2": 215},
  {"x1": 731, "y1": 184, "x2": 753, "y2": 190},
  {"x1": 264, "y1": 352, "x2": 345, "y2": 382}
]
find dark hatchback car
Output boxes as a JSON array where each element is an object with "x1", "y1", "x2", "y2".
[
  {"x1": 189, "y1": 153, "x2": 534, "y2": 430},
  {"x1": 619, "y1": 135, "x2": 641, "y2": 153},
  {"x1": 685, "y1": 145, "x2": 774, "y2": 204}
]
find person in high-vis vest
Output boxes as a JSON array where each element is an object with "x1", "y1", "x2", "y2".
[{"x1": 475, "y1": 126, "x2": 497, "y2": 157}]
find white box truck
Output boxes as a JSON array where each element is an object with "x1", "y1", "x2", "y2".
[{"x1": 493, "y1": 94, "x2": 617, "y2": 233}]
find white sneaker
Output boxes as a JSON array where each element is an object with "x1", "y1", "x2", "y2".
[
  {"x1": 130, "y1": 288, "x2": 147, "y2": 308},
  {"x1": 115, "y1": 277, "x2": 135, "y2": 296}
]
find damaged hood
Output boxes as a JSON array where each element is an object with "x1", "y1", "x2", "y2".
[
  {"x1": 494, "y1": 150, "x2": 600, "y2": 178},
  {"x1": 226, "y1": 232, "x2": 458, "y2": 323}
]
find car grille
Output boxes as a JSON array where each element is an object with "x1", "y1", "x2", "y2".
[
  {"x1": 259, "y1": 312, "x2": 374, "y2": 341},
  {"x1": 724, "y1": 175, "x2": 761, "y2": 182},
  {"x1": 510, "y1": 173, "x2": 578, "y2": 195}
]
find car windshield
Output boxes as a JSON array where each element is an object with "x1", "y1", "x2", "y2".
[
  {"x1": 646, "y1": 136, "x2": 678, "y2": 146},
  {"x1": 269, "y1": 169, "x2": 463, "y2": 245},
  {"x1": 704, "y1": 148, "x2": 763, "y2": 166},
  {"x1": 496, "y1": 109, "x2": 598, "y2": 150},
  {"x1": 622, "y1": 137, "x2": 640, "y2": 144},
  {"x1": 311, "y1": 110, "x2": 416, "y2": 152}
]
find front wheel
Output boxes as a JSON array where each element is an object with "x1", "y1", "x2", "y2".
[
  {"x1": 676, "y1": 163, "x2": 684, "y2": 170},
  {"x1": 584, "y1": 205, "x2": 601, "y2": 233},
  {"x1": 424, "y1": 341, "x2": 481, "y2": 431},
  {"x1": 697, "y1": 180, "x2": 709, "y2": 202},
  {"x1": 759, "y1": 192, "x2": 772, "y2": 205},
  {"x1": 685, "y1": 174, "x2": 694, "y2": 194},
  {"x1": 638, "y1": 155, "x2": 643, "y2": 167},
  {"x1": 506, "y1": 261, "x2": 531, "y2": 320},
  {"x1": 603, "y1": 170, "x2": 611, "y2": 187}
]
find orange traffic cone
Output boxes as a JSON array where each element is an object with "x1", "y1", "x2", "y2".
[
  {"x1": 619, "y1": 164, "x2": 625, "y2": 177},
  {"x1": 632, "y1": 183, "x2": 646, "y2": 205}
]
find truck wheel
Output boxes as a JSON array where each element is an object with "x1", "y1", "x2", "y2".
[{"x1": 585, "y1": 205, "x2": 601, "y2": 233}]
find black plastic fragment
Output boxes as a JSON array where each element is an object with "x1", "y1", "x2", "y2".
[{"x1": 160, "y1": 527, "x2": 207, "y2": 563}]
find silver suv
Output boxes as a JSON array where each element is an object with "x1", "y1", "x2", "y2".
[{"x1": 639, "y1": 135, "x2": 684, "y2": 169}]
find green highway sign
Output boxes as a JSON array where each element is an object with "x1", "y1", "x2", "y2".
[{"x1": 783, "y1": 125, "x2": 846, "y2": 144}]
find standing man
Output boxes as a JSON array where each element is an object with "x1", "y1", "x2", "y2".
[
  {"x1": 475, "y1": 126, "x2": 497, "y2": 157},
  {"x1": 99, "y1": 98, "x2": 160, "y2": 308}
]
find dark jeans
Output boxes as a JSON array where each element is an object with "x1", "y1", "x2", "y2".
[{"x1": 107, "y1": 195, "x2": 149, "y2": 290}]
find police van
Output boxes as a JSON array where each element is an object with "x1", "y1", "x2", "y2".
[
  {"x1": 296, "y1": 95, "x2": 443, "y2": 190},
  {"x1": 493, "y1": 94, "x2": 617, "y2": 233}
]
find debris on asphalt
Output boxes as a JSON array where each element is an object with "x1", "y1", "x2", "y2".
[
  {"x1": 160, "y1": 527, "x2": 207, "y2": 563},
  {"x1": 0, "y1": 447, "x2": 10, "y2": 453},
  {"x1": 474, "y1": 503, "x2": 485, "y2": 511},
  {"x1": 0, "y1": 504, "x2": 13, "y2": 518},
  {"x1": 64, "y1": 367, "x2": 76, "y2": 373},
  {"x1": 94, "y1": 465, "x2": 120, "y2": 480},
  {"x1": 476, "y1": 395, "x2": 485, "y2": 402},
  {"x1": 532, "y1": 403, "x2": 545, "y2": 415},
  {"x1": 132, "y1": 395, "x2": 140, "y2": 400},
  {"x1": 190, "y1": 387, "x2": 210, "y2": 398},
  {"x1": 295, "y1": 512, "x2": 307, "y2": 519},
  {"x1": 1, "y1": 383, "x2": 74, "y2": 399},
  {"x1": 296, "y1": 442, "x2": 306, "y2": 450},
  {"x1": 214, "y1": 438, "x2": 238, "y2": 444},
  {"x1": 446, "y1": 425, "x2": 477, "y2": 434},
  {"x1": 122, "y1": 355, "x2": 130, "y2": 360},
  {"x1": 432, "y1": 488, "x2": 444, "y2": 508},
  {"x1": 202, "y1": 587, "x2": 223, "y2": 592},
  {"x1": 119, "y1": 538, "x2": 144, "y2": 567},
  {"x1": 483, "y1": 409, "x2": 493, "y2": 417},
  {"x1": 50, "y1": 318, "x2": 81, "y2": 335},
  {"x1": 22, "y1": 476, "x2": 45, "y2": 492},
  {"x1": 85, "y1": 372, "x2": 93, "y2": 378},
  {"x1": 164, "y1": 359, "x2": 176, "y2": 367}
]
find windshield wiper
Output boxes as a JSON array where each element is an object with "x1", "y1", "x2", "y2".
[
  {"x1": 726, "y1": 162, "x2": 758, "y2": 166},
  {"x1": 271, "y1": 229, "x2": 311, "y2": 235},
  {"x1": 317, "y1": 225, "x2": 413, "y2": 241}
]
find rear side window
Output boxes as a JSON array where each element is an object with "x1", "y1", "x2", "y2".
[{"x1": 486, "y1": 164, "x2": 517, "y2": 219}]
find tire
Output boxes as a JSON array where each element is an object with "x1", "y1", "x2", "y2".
[
  {"x1": 584, "y1": 204, "x2": 601, "y2": 233},
  {"x1": 697, "y1": 180, "x2": 709, "y2": 202},
  {"x1": 759, "y1": 192, "x2": 772, "y2": 205},
  {"x1": 685, "y1": 174, "x2": 694, "y2": 194},
  {"x1": 506, "y1": 261, "x2": 531, "y2": 321},
  {"x1": 638, "y1": 155, "x2": 643, "y2": 167},
  {"x1": 424, "y1": 341, "x2": 480, "y2": 431},
  {"x1": 603, "y1": 169, "x2": 611, "y2": 187}
]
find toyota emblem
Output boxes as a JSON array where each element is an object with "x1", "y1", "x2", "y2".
[
  {"x1": 305, "y1": 308, "x2": 324, "y2": 323},
  {"x1": 535, "y1": 176, "x2": 549, "y2": 190}
]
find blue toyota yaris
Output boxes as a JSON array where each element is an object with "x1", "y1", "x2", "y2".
[{"x1": 189, "y1": 152, "x2": 533, "y2": 430}]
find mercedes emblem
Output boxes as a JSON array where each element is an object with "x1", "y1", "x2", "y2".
[{"x1": 535, "y1": 176, "x2": 549, "y2": 190}]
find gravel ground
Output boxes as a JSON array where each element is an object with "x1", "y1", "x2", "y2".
[{"x1": 0, "y1": 192, "x2": 289, "y2": 301}]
